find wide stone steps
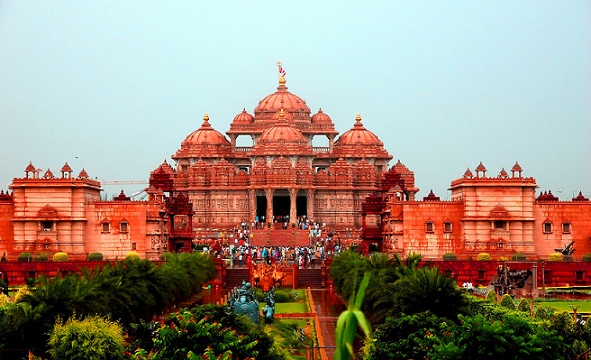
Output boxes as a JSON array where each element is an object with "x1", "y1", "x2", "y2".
[
  {"x1": 297, "y1": 268, "x2": 323, "y2": 288},
  {"x1": 225, "y1": 268, "x2": 250, "y2": 289},
  {"x1": 250, "y1": 229, "x2": 310, "y2": 247}
]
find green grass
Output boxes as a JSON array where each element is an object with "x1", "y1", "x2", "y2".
[
  {"x1": 537, "y1": 301, "x2": 591, "y2": 313},
  {"x1": 259, "y1": 301, "x2": 308, "y2": 313}
]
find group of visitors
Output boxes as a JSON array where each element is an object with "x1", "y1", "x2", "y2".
[{"x1": 205, "y1": 241, "x2": 342, "y2": 268}]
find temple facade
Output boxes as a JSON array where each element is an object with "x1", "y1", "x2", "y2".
[
  {"x1": 0, "y1": 68, "x2": 589, "y2": 261},
  {"x1": 149, "y1": 69, "x2": 394, "y2": 234}
]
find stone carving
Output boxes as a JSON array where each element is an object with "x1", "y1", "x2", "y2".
[
  {"x1": 555, "y1": 240, "x2": 575, "y2": 256},
  {"x1": 228, "y1": 281, "x2": 260, "y2": 324},
  {"x1": 261, "y1": 288, "x2": 276, "y2": 324}
]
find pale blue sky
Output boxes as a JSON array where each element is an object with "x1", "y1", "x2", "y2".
[{"x1": 1, "y1": 1, "x2": 589, "y2": 199}]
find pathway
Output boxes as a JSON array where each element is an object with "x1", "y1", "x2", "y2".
[{"x1": 310, "y1": 288, "x2": 346, "y2": 360}]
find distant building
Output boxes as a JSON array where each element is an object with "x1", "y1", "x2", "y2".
[{"x1": 363, "y1": 162, "x2": 591, "y2": 259}]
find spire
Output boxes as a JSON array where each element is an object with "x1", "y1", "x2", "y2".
[
  {"x1": 201, "y1": 113, "x2": 211, "y2": 128},
  {"x1": 277, "y1": 60, "x2": 286, "y2": 85}
]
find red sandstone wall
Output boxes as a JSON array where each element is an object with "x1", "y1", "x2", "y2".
[
  {"x1": 87, "y1": 202, "x2": 150, "y2": 259},
  {"x1": 533, "y1": 202, "x2": 591, "y2": 259},
  {"x1": 387, "y1": 201, "x2": 464, "y2": 259},
  {"x1": 0, "y1": 203, "x2": 14, "y2": 259}
]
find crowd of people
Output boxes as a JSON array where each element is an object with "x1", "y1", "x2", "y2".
[
  {"x1": 195, "y1": 219, "x2": 352, "y2": 268},
  {"x1": 204, "y1": 242, "x2": 343, "y2": 268}
]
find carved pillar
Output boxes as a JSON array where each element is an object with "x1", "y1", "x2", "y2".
[
  {"x1": 230, "y1": 135, "x2": 236, "y2": 149},
  {"x1": 289, "y1": 188, "x2": 298, "y2": 225},
  {"x1": 265, "y1": 188, "x2": 274, "y2": 224},
  {"x1": 307, "y1": 189, "x2": 315, "y2": 221},
  {"x1": 329, "y1": 135, "x2": 335, "y2": 152},
  {"x1": 248, "y1": 190, "x2": 256, "y2": 222}
]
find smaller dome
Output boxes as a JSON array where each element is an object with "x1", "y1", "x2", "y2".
[
  {"x1": 182, "y1": 114, "x2": 231, "y2": 147},
  {"x1": 61, "y1": 162, "x2": 73, "y2": 173},
  {"x1": 232, "y1": 108, "x2": 254, "y2": 124},
  {"x1": 311, "y1": 108, "x2": 332, "y2": 124},
  {"x1": 335, "y1": 114, "x2": 383, "y2": 147},
  {"x1": 174, "y1": 114, "x2": 232, "y2": 159}
]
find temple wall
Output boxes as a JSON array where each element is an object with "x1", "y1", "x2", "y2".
[
  {"x1": 313, "y1": 189, "x2": 368, "y2": 229},
  {"x1": 189, "y1": 190, "x2": 250, "y2": 229},
  {"x1": 394, "y1": 202, "x2": 464, "y2": 259},
  {"x1": 0, "y1": 202, "x2": 14, "y2": 259},
  {"x1": 87, "y1": 202, "x2": 152, "y2": 260},
  {"x1": 533, "y1": 202, "x2": 591, "y2": 258}
]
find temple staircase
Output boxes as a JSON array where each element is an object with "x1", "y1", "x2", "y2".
[{"x1": 250, "y1": 229, "x2": 310, "y2": 247}]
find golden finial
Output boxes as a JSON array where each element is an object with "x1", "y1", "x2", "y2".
[
  {"x1": 277, "y1": 60, "x2": 286, "y2": 84},
  {"x1": 279, "y1": 108, "x2": 285, "y2": 118},
  {"x1": 356, "y1": 113, "x2": 362, "y2": 122},
  {"x1": 203, "y1": 113, "x2": 209, "y2": 122}
]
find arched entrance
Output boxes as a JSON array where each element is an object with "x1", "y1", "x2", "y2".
[
  {"x1": 256, "y1": 194, "x2": 267, "y2": 222},
  {"x1": 273, "y1": 189, "x2": 290, "y2": 222}
]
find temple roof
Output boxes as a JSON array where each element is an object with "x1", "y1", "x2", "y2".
[
  {"x1": 174, "y1": 114, "x2": 232, "y2": 159},
  {"x1": 333, "y1": 114, "x2": 391, "y2": 159},
  {"x1": 232, "y1": 108, "x2": 254, "y2": 124},
  {"x1": 253, "y1": 75, "x2": 311, "y2": 121},
  {"x1": 311, "y1": 108, "x2": 332, "y2": 124}
]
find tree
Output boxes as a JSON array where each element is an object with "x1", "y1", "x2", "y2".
[
  {"x1": 130, "y1": 309, "x2": 280, "y2": 360},
  {"x1": 48, "y1": 316, "x2": 124, "y2": 360},
  {"x1": 389, "y1": 266, "x2": 468, "y2": 322},
  {"x1": 366, "y1": 312, "x2": 452, "y2": 360}
]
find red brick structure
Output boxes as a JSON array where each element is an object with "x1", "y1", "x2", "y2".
[{"x1": 365, "y1": 161, "x2": 591, "y2": 260}]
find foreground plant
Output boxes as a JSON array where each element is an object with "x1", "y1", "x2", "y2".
[
  {"x1": 335, "y1": 272, "x2": 372, "y2": 360},
  {"x1": 48, "y1": 315, "x2": 124, "y2": 360}
]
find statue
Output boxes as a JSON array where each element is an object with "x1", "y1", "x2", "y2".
[
  {"x1": 252, "y1": 262, "x2": 286, "y2": 291},
  {"x1": 228, "y1": 281, "x2": 260, "y2": 324},
  {"x1": 261, "y1": 287, "x2": 276, "y2": 324},
  {"x1": 555, "y1": 240, "x2": 575, "y2": 256}
]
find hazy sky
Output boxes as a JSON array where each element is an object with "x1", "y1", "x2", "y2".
[{"x1": 1, "y1": 1, "x2": 589, "y2": 199}]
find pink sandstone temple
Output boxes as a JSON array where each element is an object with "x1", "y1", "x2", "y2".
[{"x1": 0, "y1": 67, "x2": 589, "y2": 261}]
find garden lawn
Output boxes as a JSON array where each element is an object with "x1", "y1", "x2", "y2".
[
  {"x1": 259, "y1": 302, "x2": 307, "y2": 313},
  {"x1": 537, "y1": 301, "x2": 591, "y2": 313}
]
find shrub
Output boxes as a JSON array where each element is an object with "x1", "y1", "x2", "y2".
[
  {"x1": 499, "y1": 294, "x2": 516, "y2": 310},
  {"x1": 17, "y1": 252, "x2": 33, "y2": 262},
  {"x1": 160, "y1": 251, "x2": 173, "y2": 261},
  {"x1": 583, "y1": 253, "x2": 591, "y2": 262},
  {"x1": 477, "y1": 253, "x2": 491, "y2": 261},
  {"x1": 34, "y1": 252, "x2": 49, "y2": 261},
  {"x1": 512, "y1": 252, "x2": 527, "y2": 261},
  {"x1": 0, "y1": 293, "x2": 10, "y2": 306},
  {"x1": 1, "y1": 252, "x2": 6, "y2": 262},
  {"x1": 548, "y1": 252, "x2": 564, "y2": 262},
  {"x1": 48, "y1": 316, "x2": 125, "y2": 360},
  {"x1": 534, "y1": 305, "x2": 554, "y2": 320},
  {"x1": 87, "y1": 252, "x2": 104, "y2": 261},
  {"x1": 53, "y1": 252, "x2": 69, "y2": 262},
  {"x1": 486, "y1": 289, "x2": 497, "y2": 303},
  {"x1": 517, "y1": 298, "x2": 530, "y2": 313},
  {"x1": 125, "y1": 251, "x2": 140, "y2": 260},
  {"x1": 13, "y1": 286, "x2": 31, "y2": 302},
  {"x1": 273, "y1": 289, "x2": 293, "y2": 303},
  {"x1": 442, "y1": 253, "x2": 457, "y2": 261}
]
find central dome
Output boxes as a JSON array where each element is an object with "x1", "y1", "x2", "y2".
[{"x1": 254, "y1": 77, "x2": 311, "y2": 121}]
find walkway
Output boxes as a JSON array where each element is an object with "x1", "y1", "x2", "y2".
[{"x1": 310, "y1": 288, "x2": 346, "y2": 360}]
